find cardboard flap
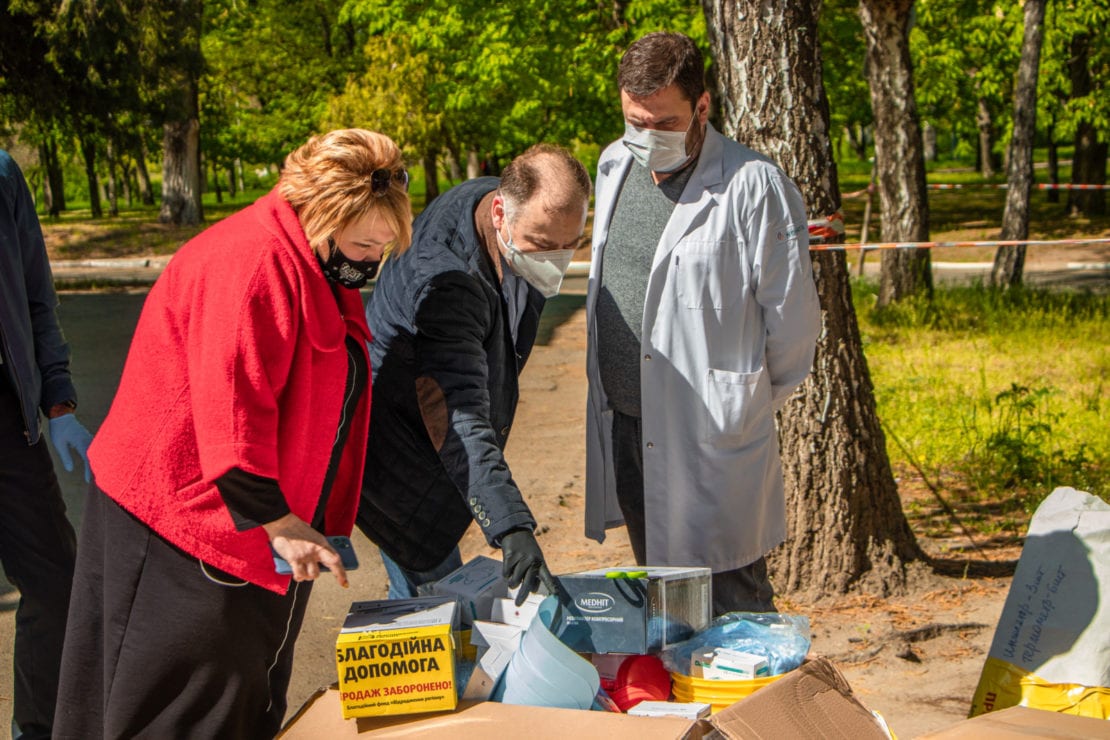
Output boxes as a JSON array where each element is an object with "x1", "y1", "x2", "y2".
[
  {"x1": 279, "y1": 692, "x2": 702, "y2": 738},
  {"x1": 706, "y1": 657, "x2": 889, "y2": 739},
  {"x1": 917, "y1": 705, "x2": 1110, "y2": 739}
]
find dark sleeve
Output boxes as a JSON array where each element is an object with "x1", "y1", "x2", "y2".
[
  {"x1": 412, "y1": 272, "x2": 536, "y2": 547},
  {"x1": 1, "y1": 153, "x2": 76, "y2": 411},
  {"x1": 215, "y1": 467, "x2": 291, "y2": 531}
]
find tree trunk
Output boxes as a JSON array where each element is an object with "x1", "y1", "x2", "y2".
[
  {"x1": 922, "y1": 120, "x2": 937, "y2": 161},
  {"x1": 703, "y1": 0, "x2": 925, "y2": 599},
  {"x1": 38, "y1": 138, "x2": 66, "y2": 216},
  {"x1": 119, "y1": 158, "x2": 133, "y2": 208},
  {"x1": 1046, "y1": 117, "x2": 1059, "y2": 204},
  {"x1": 847, "y1": 123, "x2": 869, "y2": 161},
  {"x1": 976, "y1": 97, "x2": 996, "y2": 179},
  {"x1": 444, "y1": 146, "x2": 464, "y2": 182},
  {"x1": 211, "y1": 159, "x2": 223, "y2": 204},
  {"x1": 80, "y1": 135, "x2": 102, "y2": 219},
  {"x1": 226, "y1": 164, "x2": 237, "y2": 198},
  {"x1": 422, "y1": 148, "x2": 440, "y2": 205},
  {"x1": 105, "y1": 138, "x2": 120, "y2": 217},
  {"x1": 160, "y1": 115, "x2": 203, "y2": 225},
  {"x1": 135, "y1": 141, "x2": 154, "y2": 206},
  {"x1": 992, "y1": 0, "x2": 1046, "y2": 288},
  {"x1": 158, "y1": 0, "x2": 204, "y2": 226},
  {"x1": 1066, "y1": 34, "x2": 1107, "y2": 217},
  {"x1": 860, "y1": 0, "x2": 932, "y2": 307},
  {"x1": 466, "y1": 148, "x2": 481, "y2": 180}
]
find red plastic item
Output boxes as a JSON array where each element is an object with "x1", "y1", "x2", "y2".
[{"x1": 607, "y1": 654, "x2": 672, "y2": 712}]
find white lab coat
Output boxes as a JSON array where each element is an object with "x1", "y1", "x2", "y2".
[{"x1": 584, "y1": 124, "x2": 821, "y2": 572}]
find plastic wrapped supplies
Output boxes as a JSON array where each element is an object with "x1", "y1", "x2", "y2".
[{"x1": 661, "y1": 612, "x2": 811, "y2": 678}]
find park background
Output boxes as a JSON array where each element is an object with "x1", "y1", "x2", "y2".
[{"x1": 1, "y1": 0, "x2": 1109, "y2": 736}]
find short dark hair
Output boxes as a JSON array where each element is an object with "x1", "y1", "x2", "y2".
[
  {"x1": 500, "y1": 144, "x2": 591, "y2": 216},
  {"x1": 618, "y1": 31, "x2": 705, "y2": 105}
]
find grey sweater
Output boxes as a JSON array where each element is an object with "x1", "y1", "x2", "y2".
[{"x1": 595, "y1": 159, "x2": 696, "y2": 416}]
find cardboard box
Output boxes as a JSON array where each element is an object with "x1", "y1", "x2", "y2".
[
  {"x1": 281, "y1": 656, "x2": 885, "y2": 740},
  {"x1": 917, "y1": 705, "x2": 1110, "y2": 739},
  {"x1": 279, "y1": 694, "x2": 701, "y2": 739},
  {"x1": 430, "y1": 555, "x2": 507, "y2": 627},
  {"x1": 335, "y1": 596, "x2": 458, "y2": 719},
  {"x1": 705, "y1": 657, "x2": 891, "y2": 739},
  {"x1": 555, "y1": 566, "x2": 711, "y2": 654}
]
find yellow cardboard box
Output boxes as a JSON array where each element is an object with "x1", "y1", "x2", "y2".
[{"x1": 335, "y1": 596, "x2": 458, "y2": 718}]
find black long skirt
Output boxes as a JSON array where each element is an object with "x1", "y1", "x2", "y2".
[{"x1": 53, "y1": 485, "x2": 312, "y2": 739}]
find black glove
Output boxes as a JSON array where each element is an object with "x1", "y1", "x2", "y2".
[{"x1": 500, "y1": 528, "x2": 559, "y2": 607}]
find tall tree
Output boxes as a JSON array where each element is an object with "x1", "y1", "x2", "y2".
[
  {"x1": 703, "y1": 0, "x2": 925, "y2": 598},
  {"x1": 158, "y1": 0, "x2": 204, "y2": 225},
  {"x1": 992, "y1": 0, "x2": 1047, "y2": 287},
  {"x1": 1034, "y1": 1, "x2": 1110, "y2": 217},
  {"x1": 860, "y1": 0, "x2": 932, "y2": 307},
  {"x1": 1065, "y1": 32, "x2": 1107, "y2": 217},
  {"x1": 0, "y1": 1, "x2": 72, "y2": 214}
]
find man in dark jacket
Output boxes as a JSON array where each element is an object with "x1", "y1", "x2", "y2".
[
  {"x1": 359, "y1": 144, "x2": 589, "y2": 604},
  {"x1": 0, "y1": 149, "x2": 92, "y2": 740}
]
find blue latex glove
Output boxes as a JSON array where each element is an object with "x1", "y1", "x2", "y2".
[{"x1": 48, "y1": 413, "x2": 93, "y2": 483}]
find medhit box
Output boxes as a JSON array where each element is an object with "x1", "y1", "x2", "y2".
[
  {"x1": 335, "y1": 596, "x2": 458, "y2": 719},
  {"x1": 555, "y1": 566, "x2": 711, "y2": 654}
]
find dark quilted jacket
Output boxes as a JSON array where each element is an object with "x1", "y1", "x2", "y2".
[{"x1": 357, "y1": 178, "x2": 543, "y2": 571}]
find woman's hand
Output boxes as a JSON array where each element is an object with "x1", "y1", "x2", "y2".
[{"x1": 263, "y1": 513, "x2": 348, "y2": 587}]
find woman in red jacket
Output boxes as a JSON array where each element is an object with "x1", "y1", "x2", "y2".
[{"x1": 53, "y1": 129, "x2": 412, "y2": 739}]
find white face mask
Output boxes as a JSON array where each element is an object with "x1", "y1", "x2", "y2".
[
  {"x1": 497, "y1": 224, "x2": 575, "y2": 298},
  {"x1": 622, "y1": 113, "x2": 696, "y2": 173}
]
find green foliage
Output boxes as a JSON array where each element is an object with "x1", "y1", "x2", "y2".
[
  {"x1": 855, "y1": 280, "x2": 1110, "y2": 512},
  {"x1": 202, "y1": 0, "x2": 364, "y2": 166},
  {"x1": 334, "y1": 0, "x2": 705, "y2": 165},
  {"x1": 911, "y1": 1, "x2": 1021, "y2": 159},
  {"x1": 1038, "y1": 1, "x2": 1110, "y2": 141},
  {"x1": 820, "y1": 0, "x2": 872, "y2": 154}
]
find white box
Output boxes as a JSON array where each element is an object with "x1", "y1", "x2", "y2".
[
  {"x1": 628, "y1": 701, "x2": 712, "y2": 720},
  {"x1": 712, "y1": 648, "x2": 769, "y2": 678},
  {"x1": 431, "y1": 555, "x2": 507, "y2": 627}
]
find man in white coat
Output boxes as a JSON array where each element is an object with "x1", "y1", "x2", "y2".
[{"x1": 584, "y1": 32, "x2": 821, "y2": 615}]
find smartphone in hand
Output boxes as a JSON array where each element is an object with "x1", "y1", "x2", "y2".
[{"x1": 272, "y1": 535, "x2": 360, "y2": 575}]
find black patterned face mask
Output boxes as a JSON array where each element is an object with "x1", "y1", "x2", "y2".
[{"x1": 319, "y1": 237, "x2": 380, "y2": 289}]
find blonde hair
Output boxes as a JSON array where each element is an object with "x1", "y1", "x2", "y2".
[{"x1": 279, "y1": 129, "x2": 413, "y2": 255}]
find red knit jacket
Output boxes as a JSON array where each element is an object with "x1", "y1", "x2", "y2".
[{"x1": 88, "y1": 189, "x2": 371, "y2": 593}]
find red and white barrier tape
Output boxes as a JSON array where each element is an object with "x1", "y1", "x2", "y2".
[
  {"x1": 928, "y1": 183, "x2": 1110, "y2": 190},
  {"x1": 840, "y1": 182, "x2": 1108, "y2": 198},
  {"x1": 811, "y1": 237, "x2": 1110, "y2": 252},
  {"x1": 807, "y1": 212, "x2": 846, "y2": 244}
]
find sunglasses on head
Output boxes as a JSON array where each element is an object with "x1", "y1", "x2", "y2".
[{"x1": 371, "y1": 167, "x2": 409, "y2": 196}]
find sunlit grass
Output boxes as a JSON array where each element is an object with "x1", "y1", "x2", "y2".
[{"x1": 855, "y1": 280, "x2": 1110, "y2": 519}]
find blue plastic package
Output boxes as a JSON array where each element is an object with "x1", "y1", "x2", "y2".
[{"x1": 660, "y1": 612, "x2": 811, "y2": 677}]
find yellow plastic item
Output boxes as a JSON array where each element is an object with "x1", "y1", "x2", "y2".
[
  {"x1": 970, "y1": 656, "x2": 1110, "y2": 719},
  {"x1": 670, "y1": 670, "x2": 786, "y2": 713},
  {"x1": 455, "y1": 629, "x2": 478, "y2": 662}
]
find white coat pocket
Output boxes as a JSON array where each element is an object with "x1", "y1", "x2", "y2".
[
  {"x1": 703, "y1": 367, "x2": 772, "y2": 448},
  {"x1": 674, "y1": 240, "x2": 741, "y2": 310}
]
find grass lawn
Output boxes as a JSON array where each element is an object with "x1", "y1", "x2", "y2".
[{"x1": 856, "y1": 283, "x2": 1110, "y2": 539}]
